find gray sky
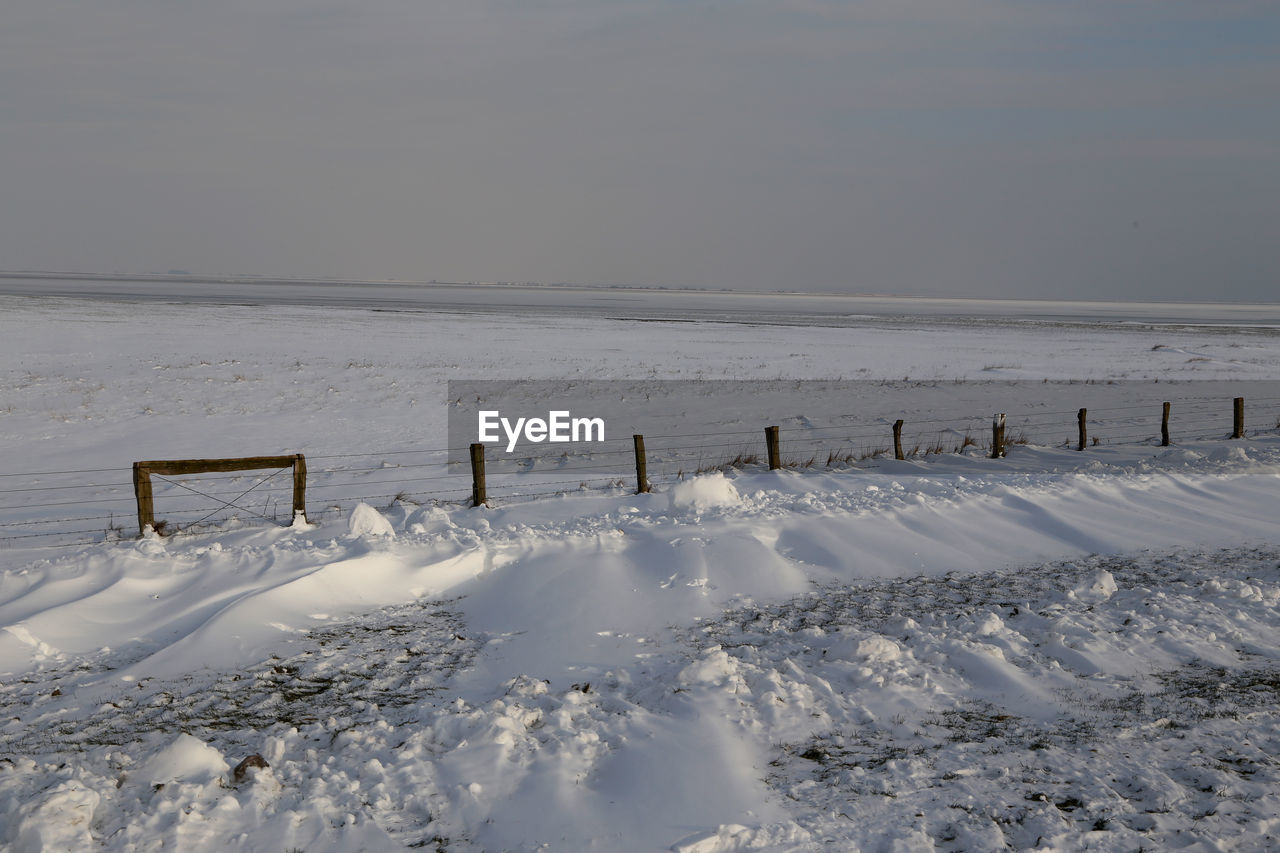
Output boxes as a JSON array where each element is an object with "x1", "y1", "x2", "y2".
[{"x1": 2, "y1": 0, "x2": 1277, "y2": 300}]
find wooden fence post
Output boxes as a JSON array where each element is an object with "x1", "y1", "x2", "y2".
[
  {"x1": 470, "y1": 443, "x2": 487, "y2": 507},
  {"x1": 1233, "y1": 397, "x2": 1245, "y2": 439},
  {"x1": 893, "y1": 419, "x2": 905, "y2": 460},
  {"x1": 1161, "y1": 402, "x2": 1171, "y2": 447},
  {"x1": 633, "y1": 434, "x2": 650, "y2": 494},
  {"x1": 133, "y1": 463, "x2": 154, "y2": 536},
  {"x1": 291, "y1": 453, "x2": 308, "y2": 522},
  {"x1": 991, "y1": 413, "x2": 1006, "y2": 459},
  {"x1": 1077, "y1": 408, "x2": 1088, "y2": 451},
  {"x1": 765, "y1": 425, "x2": 781, "y2": 470}
]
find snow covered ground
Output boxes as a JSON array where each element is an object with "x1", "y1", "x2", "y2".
[{"x1": 2, "y1": 287, "x2": 1279, "y2": 851}]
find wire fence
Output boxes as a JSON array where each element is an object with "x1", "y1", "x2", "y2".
[{"x1": 2, "y1": 395, "x2": 1278, "y2": 551}]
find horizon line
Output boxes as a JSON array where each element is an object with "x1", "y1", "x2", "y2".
[{"x1": 1, "y1": 268, "x2": 1276, "y2": 308}]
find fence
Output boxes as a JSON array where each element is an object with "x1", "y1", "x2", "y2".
[{"x1": 1, "y1": 394, "x2": 1278, "y2": 550}]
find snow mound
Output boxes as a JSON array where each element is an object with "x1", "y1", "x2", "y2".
[
  {"x1": 405, "y1": 505, "x2": 454, "y2": 534},
  {"x1": 671, "y1": 822, "x2": 812, "y2": 852},
  {"x1": 855, "y1": 635, "x2": 904, "y2": 663},
  {"x1": 678, "y1": 645, "x2": 744, "y2": 689},
  {"x1": 669, "y1": 472, "x2": 741, "y2": 513},
  {"x1": 974, "y1": 611, "x2": 1005, "y2": 637},
  {"x1": 1073, "y1": 568, "x2": 1118, "y2": 602},
  {"x1": 6, "y1": 780, "x2": 100, "y2": 853},
  {"x1": 1209, "y1": 446, "x2": 1251, "y2": 464},
  {"x1": 134, "y1": 526, "x2": 167, "y2": 556},
  {"x1": 348, "y1": 502, "x2": 395, "y2": 538},
  {"x1": 135, "y1": 734, "x2": 229, "y2": 786}
]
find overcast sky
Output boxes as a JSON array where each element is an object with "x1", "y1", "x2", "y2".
[{"x1": 2, "y1": 1, "x2": 1277, "y2": 300}]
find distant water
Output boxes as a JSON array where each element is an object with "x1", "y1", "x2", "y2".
[{"x1": 3, "y1": 273, "x2": 1278, "y2": 330}]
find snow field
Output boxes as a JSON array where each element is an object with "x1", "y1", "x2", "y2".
[
  {"x1": 3, "y1": 294, "x2": 1280, "y2": 850},
  {"x1": 2, "y1": 438, "x2": 1280, "y2": 850},
  {"x1": 4, "y1": 296, "x2": 1279, "y2": 480},
  {"x1": 3, "y1": 295, "x2": 1280, "y2": 549}
]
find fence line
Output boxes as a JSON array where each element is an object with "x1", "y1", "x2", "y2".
[{"x1": 2, "y1": 395, "x2": 1278, "y2": 549}]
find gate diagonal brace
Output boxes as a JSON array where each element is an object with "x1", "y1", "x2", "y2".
[{"x1": 152, "y1": 467, "x2": 290, "y2": 532}]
